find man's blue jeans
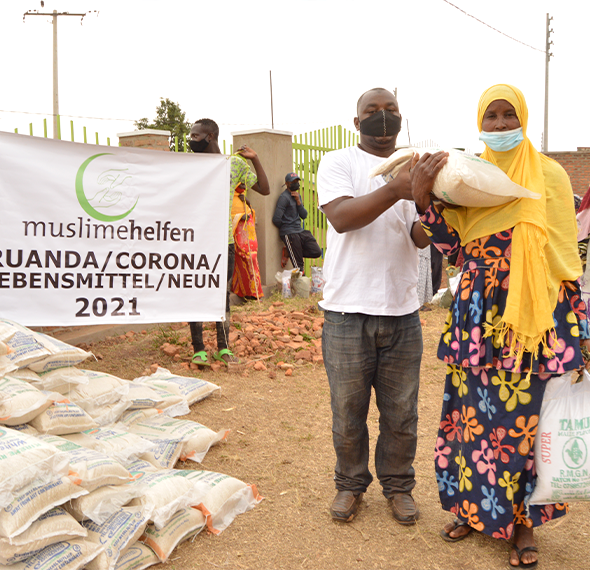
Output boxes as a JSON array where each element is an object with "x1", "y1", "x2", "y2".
[{"x1": 322, "y1": 310, "x2": 423, "y2": 498}]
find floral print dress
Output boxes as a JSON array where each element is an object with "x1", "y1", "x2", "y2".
[{"x1": 420, "y1": 203, "x2": 589, "y2": 539}]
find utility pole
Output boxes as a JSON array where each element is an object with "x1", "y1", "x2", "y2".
[
  {"x1": 23, "y1": 8, "x2": 92, "y2": 139},
  {"x1": 543, "y1": 13, "x2": 553, "y2": 153}
]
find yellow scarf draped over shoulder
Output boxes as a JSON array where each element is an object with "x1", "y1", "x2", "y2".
[{"x1": 442, "y1": 84, "x2": 581, "y2": 368}]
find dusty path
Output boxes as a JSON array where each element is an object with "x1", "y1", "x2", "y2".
[{"x1": 82, "y1": 298, "x2": 590, "y2": 570}]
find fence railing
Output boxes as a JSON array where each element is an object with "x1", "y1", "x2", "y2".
[
  {"x1": 13, "y1": 115, "x2": 113, "y2": 146},
  {"x1": 292, "y1": 125, "x2": 359, "y2": 273}
]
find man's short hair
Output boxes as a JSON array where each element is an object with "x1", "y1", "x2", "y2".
[
  {"x1": 356, "y1": 88, "x2": 393, "y2": 115},
  {"x1": 194, "y1": 118, "x2": 219, "y2": 139}
]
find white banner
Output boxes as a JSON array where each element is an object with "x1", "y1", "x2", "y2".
[{"x1": 0, "y1": 132, "x2": 230, "y2": 326}]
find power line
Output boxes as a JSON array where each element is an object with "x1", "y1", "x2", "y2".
[{"x1": 441, "y1": 0, "x2": 544, "y2": 53}]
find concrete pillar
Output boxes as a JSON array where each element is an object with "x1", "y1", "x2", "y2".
[
  {"x1": 117, "y1": 129, "x2": 171, "y2": 151},
  {"x1": 232, "y1": 129, "x2": 293, "y2": 287}
]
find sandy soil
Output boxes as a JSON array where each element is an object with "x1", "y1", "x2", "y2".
[{"x1": 81, "y1": 296, "x2": 590, "y2": 570}]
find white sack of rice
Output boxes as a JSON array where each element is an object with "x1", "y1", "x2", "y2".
[
  {"x1": 125, "y1": 383, "x2": 189, "y2": 417},
  {"x1": 62, "y1": 370, "x2": 129, "y2": 413},
  {"x1": 0, "y1": 507, "x2": 87, "y2": 565},
  {"x1": 86, "y1": 399, "x2": 132, "y2": 427},
  {"x1": 0, "y1": 376, "x2": 51, "y2": 425},
  {"x1": 63, "y1": 427, "x2": 155, "y2": 464},
  {"x1": 65, "y1": 484, "x2": 147, "y2": 525},
  {"x1": 0, "y1": 428, "x2": 69, "y2": 508},
  {"x1": 118, "y1": 409, "x2": 162, "y2": 427},
  {"x1": 123, "y1": 415, "x2": 229, "y2": 463},
  {"x1": 127, "y1": 470, "x2": 209, "y2": 530},
  {"x1": 36, "y1": 434, "x2": 131, "y2": 492},
  {"x1": 123, "y1": 458, "x2": 159, "y2": 476},
  {"x1": 369, "y1": 147, "x2": 541, "y2": 207},
  {"x1": 139, "y1": 438, "x2": 185, "y2": 470},
  {"x1": 114, "y1": 542, "x2": 160, "y2": 570},
  {"x1": 0, "y1": 476, "x2": 87, "y2": 539},
  {"x1": 12, "y1": 367, "x2": 90, "y2": 394},
  {"x1": 133, "y1": 367, "x2": 220, "y2": 406},
  {"x1": 177, "y1": 469, "x2": 262, "y2": 534},
  {"x1": 0, "y1": 539, "x2": 104, "y2": 570},
  {"x1": 83, "y1": 505, "x2": 152, "y2": 570},
  {"x1": 29, "y1": 398, "x2": 98, "y2": 435},
  {"x1": 27, "y1": 332, "x2": 92, "y2": 373},
  {"x1": 139, "y1": 507, "x2": 206, "y2": 562}
]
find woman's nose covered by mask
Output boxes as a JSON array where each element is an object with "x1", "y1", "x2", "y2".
[{"x1": 359, "y1": 109, "x2": 402, "y2": 137}]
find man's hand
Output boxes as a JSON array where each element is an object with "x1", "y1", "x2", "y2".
[
  {"x1": 290, "y1": 190, "x2": 302, "y2": 205},
  {"x1": 237, "y1": 145, "x2": 257, "y2": 161},
  {"x1": 410, "y1": 151, "x2": 449, "y2": 212}
]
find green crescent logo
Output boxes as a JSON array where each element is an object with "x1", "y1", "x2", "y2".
[{"x1": 75, "y1": 153, "x2": 139, "y2": 222}]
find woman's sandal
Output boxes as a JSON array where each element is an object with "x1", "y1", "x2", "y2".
[
  {"x1": 440, "y1": 519, "x2": 473, "y2": 542},
  {"x1": 191, "y1": 351, "x2": 211, "y2": 367},
  {"x1": 509, "y1": 545, "x2": 538, "y2": 569},
  {"x1": 213, "y1": 348, "x2": 240, "y2": 366}
]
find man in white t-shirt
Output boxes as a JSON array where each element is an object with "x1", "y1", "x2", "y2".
[{"x1": 317, "y1": 88, "x2": 447, "y2": 525}]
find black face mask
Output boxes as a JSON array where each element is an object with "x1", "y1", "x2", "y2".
[
  {"x1": 189, "y1": 137, "x2": 210, "y2": 153},
  {"x1": 359, "y1": 110, "x2": 402, "y2": 137},
  {"x1": 289, "y1": 181, "x2": 300, "y2": 191}
]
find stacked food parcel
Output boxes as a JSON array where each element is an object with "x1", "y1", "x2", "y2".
[{"x1": 0, "y1": 318, "x2": 260, "y2": 570}]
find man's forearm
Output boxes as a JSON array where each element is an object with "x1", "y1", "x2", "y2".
[{"x1": 251, "y1": 156, "x2": 270, "y2": 195}]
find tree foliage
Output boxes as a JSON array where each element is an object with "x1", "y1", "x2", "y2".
[{"x1": 134, "y1": 98, "x2": 192, "y2": 151}]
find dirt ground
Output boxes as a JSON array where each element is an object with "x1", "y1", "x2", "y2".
[{"x1": 81, "y1": 294, "x2": 590, "y2": 570}]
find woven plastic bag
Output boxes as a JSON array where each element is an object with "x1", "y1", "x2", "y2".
[
  {"x1": 529, "y1": 369, "x2": 590, "y2": 504},
  {"x1": 370, "y1": 147, "x2": 541, "y2": 207}
]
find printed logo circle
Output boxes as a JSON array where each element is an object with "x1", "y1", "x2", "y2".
[
  {"x1": 562, "y1": 436, "x2": 588, "y2": 470},
  {"x1": 76, "y1": 153, "x2": 139, "y2": 221}
]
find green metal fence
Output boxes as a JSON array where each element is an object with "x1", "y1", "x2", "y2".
[
  {"x1": 13, "y1": 115, "x2": 112, "y2": 146},
  {"x1": 292, "y1": 125, "x2": 359, "y2": 273}
]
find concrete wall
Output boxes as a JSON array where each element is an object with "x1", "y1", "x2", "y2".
[
  {"x1": 117, "y1": 129, "x2": 171, "y2": 151},
  {"x1": 232, "y1": 129, "x2": 293, "y2": 286}
]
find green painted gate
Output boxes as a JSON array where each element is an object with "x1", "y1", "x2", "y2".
[{"x1": 292, "y1": 125, "x2": 359, "y2": 274}]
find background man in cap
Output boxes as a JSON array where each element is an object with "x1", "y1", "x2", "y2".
[{"x1": 272, "y1": 172, "x2": 321, "y2": 273}]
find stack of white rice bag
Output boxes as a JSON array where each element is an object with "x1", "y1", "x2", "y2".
[{"x1": 0, "y1": 318, "x2": 261, "y2": 570}]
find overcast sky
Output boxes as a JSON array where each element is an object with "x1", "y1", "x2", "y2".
[{"x1": 1, "y1": 0, "x2": 587, "y2": 155}]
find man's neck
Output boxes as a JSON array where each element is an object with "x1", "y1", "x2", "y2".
[{"x1": 205, "y1": 141, "x2": 222, "y2": 154}]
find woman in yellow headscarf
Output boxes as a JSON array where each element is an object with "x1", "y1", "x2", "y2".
[{"x1": 412, "y1": 84, "x2": 589, "y2": 569}]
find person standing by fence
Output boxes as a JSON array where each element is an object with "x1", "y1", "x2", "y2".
[
  {"x1": 187, "y1": 118, "x2": 269, "y2": 366},
  {"x1": 272, "y1": 172, "x2": 322, "y2": 274}
]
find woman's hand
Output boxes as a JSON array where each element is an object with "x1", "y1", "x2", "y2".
[
  {"x1": 410, "y1": 151, "x2": 449, "y2": 213},
  {"x1": 237, "y1": 145, "x2": 257, "y2": 160}
]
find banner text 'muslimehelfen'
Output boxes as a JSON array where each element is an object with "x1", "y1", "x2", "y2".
[{"x1": 22, "y1": 217, "x2": 195, "y2": 242}]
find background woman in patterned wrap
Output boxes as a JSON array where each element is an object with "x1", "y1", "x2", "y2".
[{"x1": 410, "y1": 84, "x2": 589, "y2": 569}]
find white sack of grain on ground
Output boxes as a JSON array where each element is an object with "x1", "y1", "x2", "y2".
[
  {"x1": 12, "y1": 367, "x2": 90, "y2": 394},
  {"x1": 123, "y1": 458, "x2": 159, "y2": 476},
  {"x1": 0, "y1": 539, "x2": 104, "y2": 570},
  {"x1": 114, "y1": 542, "x2": 160, "y2": 570},
  {"x1": 29, "y1": 398, "x2": 98, "y2": 435},
  {"x1": 118, "y1": 409, "x2": 162, "y2": 428},
  {"x1": 83, "y1": 505, "x2": 153, "y2": 570},
  {"x1": 127, "y1": 470, "x2": 209, "y2": 530},
  {"x1": 86, "y1": 399, "x2": 133, "y2": 427},
  {"x1": 139, "y1": 438, "x2": 185, "y2": 470},
  {"x1": 139, "y1": 507, "x2": 206, "y2": 562},
  {"x1": 133, "y1": 367, "x2": 220, "y2": 406},
  {"x1": 0, "y1": 507, "x2": 87, "y2": 565},
  {"x1": 125, "y1": 383, "x2": 189, "y2": 417},
  {"x1": 177, "y1": 469, "x2": 262, "y2": 534},
  {"x1": 65, "y1": 484, "x2": 147, "y2": 525},
  {"x1": 369, "y1": 147, "x2": 541, "y2": 207},
  {"x1": 0, "y1": 476, "x2": 87, "y2": 539},
  {"x1": 122, "y1": 415, "x2": 229, "y2": 463},
  {"x1": 0, "y1": 377, "x2": 52, "y2": 425},
  {"x1": 63, "y1": 370, "x2": 130, "y2": 414},
  {"x1": 27, "y1": 333, "x2": 93, "y2": 374},
  {"x1": 63, "y1": 427, "x2": 155, "y2": 464},
  {"x1": 0, "y1": 428, "x2": 69, "y2": 508},
  {"x1": 36, "y1": 434, "x2": 131, "y2": 492}
]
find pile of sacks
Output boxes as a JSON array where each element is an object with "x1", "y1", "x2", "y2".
[{"x1": 0, "y1": 318, "x2": 261, "y2": 570}]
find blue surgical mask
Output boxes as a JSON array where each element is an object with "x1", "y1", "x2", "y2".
[{"x1": 479, "y1": 127, "x2": 524, "y2": 152}]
